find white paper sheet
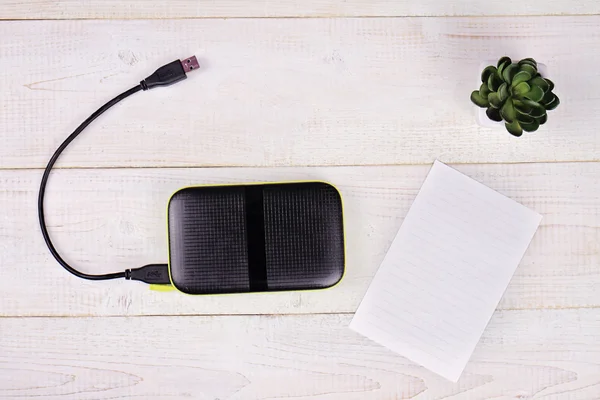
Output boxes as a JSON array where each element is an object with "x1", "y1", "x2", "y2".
[{"x1": 349, "y1": 160, "x2": 542, "y2": 382}]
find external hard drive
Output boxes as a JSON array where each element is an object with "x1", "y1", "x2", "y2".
[{"x1": 167, "y1": 181, "x2": 345, "y2": 295}]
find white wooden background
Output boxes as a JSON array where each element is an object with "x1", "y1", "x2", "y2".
[{"x1": 1, "y1": 1, "x2": 599, "y2": 399}]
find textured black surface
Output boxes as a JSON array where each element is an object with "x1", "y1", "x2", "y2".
[
  {"x1": 168, "y1": 187, "x2": 250, "y2": 294},
  {"x1": 168, "y1": 182, "x2": 345, "y2": 295},
  {"x1": 263, "y1": 183, "x2": 344, "y2": 289}
]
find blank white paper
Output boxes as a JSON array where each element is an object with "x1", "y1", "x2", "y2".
[{"x1": 349, "y1": 160, "x2": 542, "y2": 382}]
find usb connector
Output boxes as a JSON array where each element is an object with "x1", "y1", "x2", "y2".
[
  {"x1": 126, "y1": 264, "x2": 171, "y2": 284},
  {"x1": 181, "y1": 56, "x2": 200, "y2": 73},
  {"x1": 140, "y1": 55, "x2": 200, "y2": 90}
]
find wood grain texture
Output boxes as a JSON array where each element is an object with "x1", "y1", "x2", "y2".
[
  {"x1": 1, "y1": 162, "x2": 598, "y2": 317},
  {"x1": 1, "y1": 0, "x2": 600, "y2": 19},
  {"x1": 2, "y1": 4, "x2": 598, "y2": 396},
  {"x1": 1, "y1": 310, "x2": 599, "y2": 399},
  {"x1": 1, "y1": 18, "x2": 600, "y2": 169}
]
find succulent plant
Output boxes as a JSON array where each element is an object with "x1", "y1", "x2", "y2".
[{"x1": 471, "y1": 57, "x2": 559, "y2": 137}]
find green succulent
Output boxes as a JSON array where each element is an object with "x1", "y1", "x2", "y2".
[{"x1": 470, "y1": 57, "x2": 559, "y2": 137}]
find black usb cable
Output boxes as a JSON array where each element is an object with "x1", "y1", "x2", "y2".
[{"x1": 38, "y1": 56, "x2": 200, "y2": 285}]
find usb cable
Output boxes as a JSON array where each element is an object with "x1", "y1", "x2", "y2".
[{"x1": 38, "y1": 56, "x2": 200, "y2": 284}]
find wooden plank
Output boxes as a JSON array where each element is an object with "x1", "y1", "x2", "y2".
[
  {"x1": 1, "y1": 18, "x2": 599, "y2": 169},
  {"x1": 1, "y1": 0, "x2": 600, "y2": 19},
  {"x1": 1, "y1": 162, "x2": 598, "y2": 317},
  {"x1": 1, "y1": 310, "x2": 599, "y2": 399}
]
